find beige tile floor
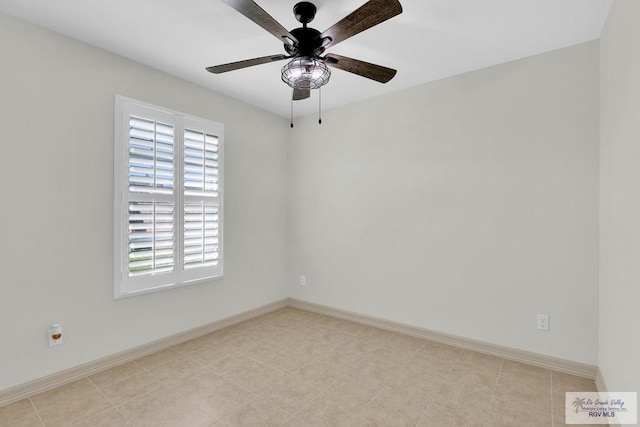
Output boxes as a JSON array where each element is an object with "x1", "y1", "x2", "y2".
[{"x1": 0, "y1": 307, "x2": 597, "y2": 427}]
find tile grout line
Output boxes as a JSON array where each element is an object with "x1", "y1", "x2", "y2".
[
  {"x1": 87, "y1": 376, "x2": 131, "y2": 424},
  {"x1": 493, "y1": 358, "x2": 505, "y2": 396},
  {"x1": 134, "y1": 359, "x2": 155, "y2": 377},
  {"x1": 550, "y1": 370, "x2": 556, "y2": 427},
  {"x1": 27, "y1": 397, "x2": 46, "y2": 427},
  {"x1": 89, "y1": 360, "x2": 193, "y2": 423},
  {"x1": 484, "y1": 357, "x2": 505, "y2": 427},
  {"x1": 406, "y1": 340, "x2": 438, "y2": 427},
  {"x1": 442, "y1": 347, "x2": 463, "y2": 378},
  {"x1": 484, "y1": 394, "x2": 496, "y2": 427},
  {"x1": 419, "y1": 346, "x2": 462, "y2": 426},
  {"x1": 197, "y1": 364, "x2": 259, "y2": 422}
]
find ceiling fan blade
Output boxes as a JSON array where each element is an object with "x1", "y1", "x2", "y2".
[
  {"x1": 293, "y1": 88, "x2": 311, "y2": 101},
  {"x1": 224, "y1": 0, "x2": 299, "y2": 45},
  {"x1": 206, "y1": 54, "x2": 289, "y2": 74},
  {"x1": 324, "y1": 54, "x2": 397, "y2": 83},
  {"x1": 320, "y1": 0, "x2": 402, "y2": 49}
]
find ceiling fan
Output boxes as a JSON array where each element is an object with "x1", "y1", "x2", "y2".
[{"x1": 206, "y1": 0, "x2": 403, "y2": 107}]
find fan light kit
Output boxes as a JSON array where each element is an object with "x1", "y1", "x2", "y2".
[
  {"x1": 281, "y1": 56, "x2": 331, "y2": 90},
  {"x1": 207, "y1": 0, "x2": 403, "y2": 127}
]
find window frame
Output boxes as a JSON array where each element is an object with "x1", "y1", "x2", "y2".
[{"x1": 113, "y1": 95, "x2": 224, "y2": 299}]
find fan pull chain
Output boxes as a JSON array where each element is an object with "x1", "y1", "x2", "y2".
[
  {"x1": 290, "y1": 92, "x2": 294, "y2": 128},
  {"x1": 318, "y1": 87, "x2": 322, "y2": 125}
]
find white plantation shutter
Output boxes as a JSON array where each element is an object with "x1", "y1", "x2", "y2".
[
  {"x1": 127, "y1": 115, "x2": 176, "y2": 279},
  {"x1": 114, "y1": 97, "x2": 224, "y2": 298},
  {"x1": 181, "y1": 121, "x2": 223, "y2": 283},
  {"x1": 183, "y1": 129, "x2": 220, "y2": 270}
]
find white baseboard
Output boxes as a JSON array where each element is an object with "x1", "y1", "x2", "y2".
[
  {"x1": 288, "y1": 298, "x2": 598, "y2": 380},
  {"x1": 0, "y1": 299, "x2": 288, "y2": 408},
  {"x1": 0, "y1": 296, "x2": 600, "y2": 409}
]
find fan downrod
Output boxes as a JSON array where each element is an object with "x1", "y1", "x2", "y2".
[{"x1": 293, "y1": 2, "x2": 317, "y2": 25}]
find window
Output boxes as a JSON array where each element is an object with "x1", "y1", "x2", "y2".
[{"x1": 114, "y1": 96, "x2": 224, "y2": 298}]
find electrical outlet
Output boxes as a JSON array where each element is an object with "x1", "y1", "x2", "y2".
[
  {"x1": 300, "y1": 275, "x2": 307, "y2": 286},
  {"x1": 536, "y1": 314, "x2": 549, "y2": 331},
  {"x1": 49, "y1": 324, "x2": 63, "y2": 347}
]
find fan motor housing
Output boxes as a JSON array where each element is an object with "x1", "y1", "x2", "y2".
[{"x1": 285, "y1": 27, "x2": 324, "y2": 57}]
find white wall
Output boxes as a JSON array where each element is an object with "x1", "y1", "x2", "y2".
[
  {"x1": 288, "y1": 42, "x2": 600, "y2": 364},
  {"x1": 599, "y1": 0, "x2": 640, "y2": 394},
  {"x1": 0, "y1": 13, "x2": 289, "y2": 390}
]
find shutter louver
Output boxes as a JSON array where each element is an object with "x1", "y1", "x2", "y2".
[
  {"x1": 184, "y1": 129, "x2": 219, "y2": 197},
  {"x1": 128, "y1": 116, "x2": 174, "y2": 194},
  {"x1": 184, "y1": 203, "x2": 220, "y2": 269},
  {"x1": 128, "y1": 201, "x2": 175, "y2": 277}
]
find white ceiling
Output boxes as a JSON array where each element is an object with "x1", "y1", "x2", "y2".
[{"x1": 0, "y1": 0, "x2": 612, "y2": 118}]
